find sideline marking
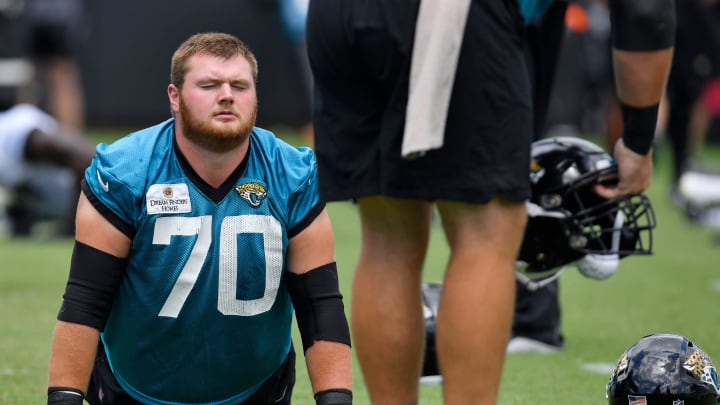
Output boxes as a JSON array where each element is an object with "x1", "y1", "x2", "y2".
[
  {"x1": 0, "y1": 367, "x2": 29, "y2": 376},
  {"x1": 582, "y1": 362, "x2": 615, "y2": 374}
]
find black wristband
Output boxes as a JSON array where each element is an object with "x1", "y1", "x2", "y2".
[
  {"x1": 48, "y1": 387, "x2": 84, "y2": 405},
  {"x1": 315, "y1": 388, "x2": 353, "y2": 405},
  {"x1": 621, "y1": 102, "x2": 659, "y2": 155}
]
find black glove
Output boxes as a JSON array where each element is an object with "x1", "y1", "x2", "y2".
[
  {"x1": 48, "y1": 387, "x2": 84, "y2": 405},
  {"x1": 315, "y1": 388, "x2": 352, "y2": 405}
]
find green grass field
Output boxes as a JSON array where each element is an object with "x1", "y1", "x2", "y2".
[{"x1": 1, "y1": 130, "x2": 719, "y2": 404}]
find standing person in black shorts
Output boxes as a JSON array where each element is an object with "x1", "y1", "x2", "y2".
[
  {"x1": 306, "y1": 0, "x2": 675, "y2": 403},
  {"x1": 21, "y1": 0, "x2": 88, "y2": 130},
  {"x1": 508, "y1": 0, "x2": 573, "y2": 356}
]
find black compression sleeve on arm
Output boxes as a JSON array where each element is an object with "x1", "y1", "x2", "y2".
[
  {"x1": 609, "y1": 0, "x2": 676, "y2": 51},
  {"x1": 57, "y1": 241, "x2": 127, "y2": 330},
  {"x1": 286, "y1": 262, "x2": 351, "y2": 352},
  {"x1": 621, "y1": 102, "x2": 659, "y2": 155}
]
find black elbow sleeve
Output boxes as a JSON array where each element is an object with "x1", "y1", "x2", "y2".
[
  {"x1": 610, "y1": 0, "x2": 676, "y2": 51},
  {"x1": 287, "y1": 263, "x2": 351, "y2": 352},
  {"x1": 57, "y1": 241, "x2": 126, "y2": 331}
]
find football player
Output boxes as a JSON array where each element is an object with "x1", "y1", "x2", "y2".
[{"x1": 46, "y1": 33, "x2": 352, "y2": 405}]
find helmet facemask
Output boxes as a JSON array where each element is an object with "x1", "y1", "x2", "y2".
[
  {"x1": 516, "y1": 137, "x2": 656, "y2": 288},
  {"x1": 562, "y1": 180, "x2": 655, "y2": 258}
]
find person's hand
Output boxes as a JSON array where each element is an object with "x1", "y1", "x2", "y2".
[{"x1": 594, "y1": 137, "x2": 653, "y2": 199}]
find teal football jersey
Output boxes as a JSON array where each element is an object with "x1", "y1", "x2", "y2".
[{"x1": 84, "y1": 119, "x2": 321, "y2": 404}]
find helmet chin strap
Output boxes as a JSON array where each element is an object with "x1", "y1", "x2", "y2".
[
  {"x1": 525, "y1": 201, "x2": 566, "y2": 219},
  {"x1": 514, "y1": 261, "x2": 567, "y2": 291},
  {"x1": 611, "y1": 208, "x2": 624, "y2": 252}
]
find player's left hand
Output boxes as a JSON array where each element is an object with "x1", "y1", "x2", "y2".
[{"x1": 594, "y1": 138, "x2": 653, "y2": 200}]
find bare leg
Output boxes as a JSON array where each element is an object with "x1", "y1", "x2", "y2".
[
  {"x1": 688, "y1": 100, "x2": 711, "y2": 162},
  {"x1": 435, "y1": 198, "x2": 527, "y2": 404},
  {"x1": 46, "y1": 58, "x2": 86, "y2": 131},
  {"x1": 352, "y1": 197, "x2": 432, "y2": 405}
]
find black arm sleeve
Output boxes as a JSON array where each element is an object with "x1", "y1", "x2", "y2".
[
  {"x1": 609, "y1": 0, "x2": 676, "y2": 51},
  {"x1": 56, "y1": 241, "x2": 127, "y2": 330},
  {"x1": 287, "y1": 263, "x2": 351, "y2": 352}
]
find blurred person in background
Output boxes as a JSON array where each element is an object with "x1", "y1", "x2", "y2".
[
  {"x1": 674, "y1": 77, "x2": 720, "y2": 238},
  {"x1": 543, "y1": 0, "x2": 617, "y2": 142},
  {"x1": 0, "y1": 102, "x2": 93, "y2": 237},
  {"x1": 278, "y1": 0, "x2": 314, "y2": 144},
  {"x1": 687, "y1": 77, "x2": 720, "y2": 161},
  {"x1": 19, "y1": 0, "x2": 88, "y2": 131},
  {"x1": 509, "y1": 0, "x2": 570, "y2": 355},
  {"x1": 665, "y1": 0, "x2": 720, "y2": 201}
]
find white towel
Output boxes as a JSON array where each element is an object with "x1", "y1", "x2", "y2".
[{"x1": 401, "y1": 0, "x2": 472, "y2": 158}]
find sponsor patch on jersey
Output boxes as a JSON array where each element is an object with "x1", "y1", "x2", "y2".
[
  {"x1": 146, "y1": 183, "x2": 192, "y2": 214},
  {"x1": 236, "y1": 182, "x2": 267, "y2": 207}
]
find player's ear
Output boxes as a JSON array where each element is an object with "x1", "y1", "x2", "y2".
[{"x1": 168, "y1": 84, "x2": 180, "y2": 113}]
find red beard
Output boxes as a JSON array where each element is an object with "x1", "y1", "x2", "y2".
[{"x1": 177, "y1": 97, "x2": 257, "y2": 153}]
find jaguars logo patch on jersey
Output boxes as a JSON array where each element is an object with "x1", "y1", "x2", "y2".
[{"x1": 236, "y1": 182, "x2": 268, "y2": 207}]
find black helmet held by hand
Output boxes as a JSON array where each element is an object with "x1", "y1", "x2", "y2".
[
  {"x1": 516, "y1": 136, "x2": 656, "y2": 289},
  {"x1": 606, "y1": 333, "x2": 720, "y2": 404}
]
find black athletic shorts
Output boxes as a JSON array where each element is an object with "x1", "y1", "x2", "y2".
[
  {"x1": 27, "y1": 24, "x2": 78, "y2": 59},
  {"x1": 24, "y1": 0, "x2": 87, "y2": 60},
  {"x1": 307, "y1": 0, "x2": 533, "y2": 204},
  {"x1": 85, "y1": 341, "x2": 296, "y2": 405}
]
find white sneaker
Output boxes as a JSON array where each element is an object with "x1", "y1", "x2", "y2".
[{"x1": 506, "y1": 337, "x2": 562, "y2": 354}]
